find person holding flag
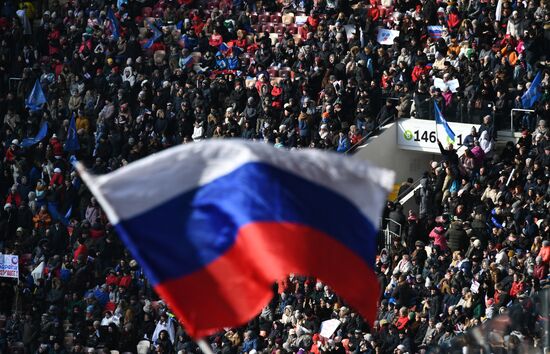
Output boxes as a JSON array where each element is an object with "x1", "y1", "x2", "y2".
[
  {"x1": 435, "y1": 102, "x2": 459, "y2": 167},
  {"x1": 522, "y1": 71, "x2": 542, "y2": 109},
  {"x1": 143, "y1": 19, "x2": 163, "y2": 49},
  {"x1": 519, "y1": 71, "x2": 543, "y2": 131},
  {"x1": 107, "y1": 7, "x2": 120, "y2": 40}
]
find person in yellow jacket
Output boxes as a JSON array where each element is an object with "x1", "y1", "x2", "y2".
[
  {"x1": 76, "y1": 109, "x2": 90, "y2": 133},
  {"x1": 18, "y1": 1, "x2": 35, "y2": 19}
]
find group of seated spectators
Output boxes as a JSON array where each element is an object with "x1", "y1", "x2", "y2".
[{"x1": 0, "y1": 0, "x2": 549, "y2": 353}]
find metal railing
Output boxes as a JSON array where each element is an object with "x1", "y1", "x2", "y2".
[
  {"x1": 344, "y1": 115, "x2": 395, "y2": 154},
  {"x1": 510, "y1": 108, "x2": 535, "y2": 133},
  {"x1": 395, "y1": 144, "x2": 468, "y2": 205},
  {"x1": 379, "y1": 218, "x2": 403, "y2": 254},
  {"x1": 8, "y1": 77, "x2": 22, "y2": 93}
]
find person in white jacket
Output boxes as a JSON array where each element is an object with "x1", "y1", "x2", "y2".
[
  {"x1": 152, "y1": 313, "x2": 175, "y2": 344},
  {"x1": 506, "y1": 11, "x2": 524, "y2": 39},
  {"x1": 192, "y1": 120, "x2": 204, "y2": 141}
]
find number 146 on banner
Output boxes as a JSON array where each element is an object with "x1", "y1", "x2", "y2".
[
  {"x1": 404, "y1": 130, "x2": 463, "y2": 145},
  {"x1": 397, "y1": 118, "x2": 478, "y2": 153}
]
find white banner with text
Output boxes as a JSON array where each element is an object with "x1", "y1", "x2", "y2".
[{"x1": 397, "y1": 118, "x2": 479, "y2": 153}]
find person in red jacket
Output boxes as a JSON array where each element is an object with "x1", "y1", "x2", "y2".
[
  {"x1": 5, "y1": 185, "x2": 22, "y2": 207},
  {"x1": 509, "y1": 273, "x2": 525, "y2": 298},
  {"x1": 119, "y1": 270, "x2": 132, "y2": 288},
  {"x1": 50, "y1": 167, "x2": 64, "y2": 187},
  {"x1": 105, "y1": 269, "x2": 120, "y2": 286},
  {"x1": 411, "y1": 62, "x2": 427, "y2": 83},
  {"x1": 395, "y1": 307, "x2": 410, "y2": 331},
  {"x1": 73, "y1": 237, "x2": 88, "y2": 265},
  {"x1": 539, "y1": 240, "x2": 550, "y2": 265},
  {"x1": 306, "y1": 10, "x2": 319, "y2": 29},
  {"x1": 4, "y1": 139, "x2": 20, "y2": 164},
  {"x1": 447, "y1": 7, "x2": 461, "y2": 31},
  {"x1": 49, "y1": 134, "x2": 63, "y2": 158},
  {"x1": 533, "y1": 256, "x2": 548, "y2": 280},
  {"x1": 368, "y1": 5, "x2": 380, "y2": 22},
  {"x1": 209, "y1": 28, "x2": 223, "y2": 47},
  {"x1": 271, "y1": 82, "x2": 283, "y2": 110},
  {"x1": 298, "y1": 23, "x2": 310, "y2": 41}
]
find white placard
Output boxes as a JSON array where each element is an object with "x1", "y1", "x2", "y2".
[
  {"x1": 470, "y1": 280, "x2": 480, "y2": 294},
  {"x1": 320, "y1": 319, "x2": 341, "y2": 339},
  {"x1": 295, "y1": 16, "x2": 308, "y2": 25},
  {"x1": 434, "y1": 78, "x2": 460, "y2": 93},
  {"x1": 377, "y1": 29, "x2": 400, "y2": 45},
  {"x1": 0, "y1": 254, "x2": 19, "y2": 278},
  {"x1": 397, "y1": 118, "x2": 479, "y2": 153},
  {"x1": 344, "y1": 25, "x2": 356, "y2": 39}
]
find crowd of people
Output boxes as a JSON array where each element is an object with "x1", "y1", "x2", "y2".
[{"x1": 0, "y1": 0, "x2": 549, "y2": 353}]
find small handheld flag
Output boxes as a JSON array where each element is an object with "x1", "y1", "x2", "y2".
[
  {"x1": 26, "y1": 79, "x2": 47, "y2": 112},
  {"x1": 434, "y1": 102, "x2": 456, "y2": 143},
  {"x1": 64, "y1": 113, "x2": 80, "y2": 152},
  {"x1": 521, "y1": 71, "x2": 542, "y2": 109},
  {"x1": 78, "y1": 141, "x2": 394, "y2": 338},
  {"x1": 427, "y1": 25, "x2": 443, "y2": 39},
  {"x1": 143, "y1": 19, "x2": 163, "y2": 49}
]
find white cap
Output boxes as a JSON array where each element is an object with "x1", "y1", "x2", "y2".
[{"x1": 54, "y1": 168, "x2": 61, "y2": 173}]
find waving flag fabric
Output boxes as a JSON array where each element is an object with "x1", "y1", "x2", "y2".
[
  {"x1": 117, "y1": 0, "x2": 127, "y2": 9},
  {"x1": 143, "y1": 20, "x2": 163, "y2": 49},
  {"x1": 21, "y1": 121, "x2": 48, "y2": 148},
  {"x1": 78, "y1": 141, "x2": 394, "y2": 338},
  {"x1": 427, "y1": 25, "x2": 443, "y2": 39},
  {"x1": 435, "y1": 102, "x2": 456, "y2": 143},
  {"x1": 218, "y1": 42, "x2": 230, "y2": 52},
  {"x1": 521, "y1": 71, "x2": 542, "y2": 109},
  {"x1": 26, "y1": 79, "x2": 47, "y2": 112},
  {"x1": 64, "y1": 113, "x2": 80, "y2": 151},
  {"x1": 107, "y1": 8, "x2": 120, "y2": 40}
]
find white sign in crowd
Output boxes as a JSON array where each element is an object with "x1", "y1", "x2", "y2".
[{"x1": 377, "y1": 29, "x2": 400, "y2": 45}]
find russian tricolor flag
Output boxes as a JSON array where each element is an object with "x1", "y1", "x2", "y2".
[
  {"x1": 427, "y1": 25, "x2": 443, "y2": 39},
  {"x1": 78, "y1": 141, "x2": 394, "y2": 338}
]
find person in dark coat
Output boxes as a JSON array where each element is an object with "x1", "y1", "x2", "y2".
[
  {"x1": 446, "y1": 220, "x2": 468, "y2": 253},
  {"x1": 392, "y1": 275, "x2": 415, "y2": 308},
  {"x1": 406, "y1": 213, "x2": 422, "y2": 252}
]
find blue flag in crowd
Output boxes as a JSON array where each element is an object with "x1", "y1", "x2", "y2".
[
  {"x1": 65, "y1": 113, "x2": 80, "y2": 151},
  {"x1": 47, "y1": 202, "x2": 71, "y2": 226},
  {"x1": 218, "y1": 42, "x2": 230, "y2": 52},
  {"x1": 521, "y1": 71, "x2": 542, "y2": 109},
  {"x1": 434, "y1": 102, "x2": 456, "y2": 143},
  {"x1": 107, "y1": 8, "x2": 120, "y2": 40},
  {"x1": 143, "y1": 20, "x2": 162, "y2": 49},
  {"x1": 25, "y1": 79, "x2": 47, "y2": 112},
  {"x1": 21, "y1": 122, "x2": 48, "y2": 148},
  {"x1": 117, "y1": 0, "x2": 127, "y2": 9}
]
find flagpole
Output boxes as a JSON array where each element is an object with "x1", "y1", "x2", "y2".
[
  {"x1": 197, "y1": 339, "x2": 215, "y2": 354},
  {"x1": 434, "y1": 102, "x2": 439, "y2": 141}
]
